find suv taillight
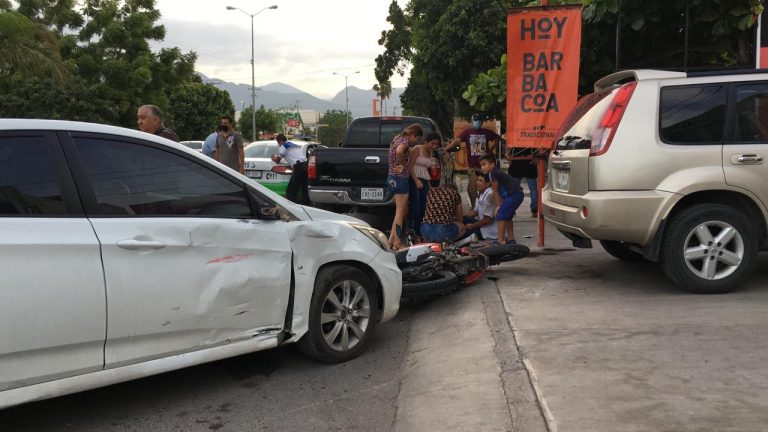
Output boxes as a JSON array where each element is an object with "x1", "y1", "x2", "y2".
[
  {"x1": 308, "y1": 155, "x2": 317, "y2": 180},
  {"x1": 590, "y1": 81, "x2": 637, "y2": 156}
]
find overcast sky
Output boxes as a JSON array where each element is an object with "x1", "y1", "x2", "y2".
[{"x1": 152, "y1": 0, "x2": 410, "y2": 100}]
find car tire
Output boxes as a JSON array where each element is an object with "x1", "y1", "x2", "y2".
[
  {"x1": 599, "y1": 240, "x2": 643, "y2": 261},
  {"x1": 298, "y1": 265, "x2": 380, "y2": 363},
  {"x1": 660, "y1": 203, "x2": 758, "y2": 294}
]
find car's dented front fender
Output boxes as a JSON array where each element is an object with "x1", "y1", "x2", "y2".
[{"x1": 284, "y1": 221, "x2": 401, "y2": 343}]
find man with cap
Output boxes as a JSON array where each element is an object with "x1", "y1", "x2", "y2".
[{"x1": 449, "y1": 114, "x2": 501, "y2": 207}]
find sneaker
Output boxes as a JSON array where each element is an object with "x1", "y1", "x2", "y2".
[
  {"x1": 531, "y1": 211, "x2": 538, "y2": 218},
  {"x1": 506, "y1": 239, "x2": 517, "y2": 245}
]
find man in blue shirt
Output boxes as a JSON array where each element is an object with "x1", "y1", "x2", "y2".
[
  {"x1": 202, "y1": 129, "x2": 220, "y2": 158},
  {"x1": 271, "y1": 134, "x2": 309, "y2": 205}
]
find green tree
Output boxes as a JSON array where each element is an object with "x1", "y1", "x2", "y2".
[
  {"x1": 3, "y1": 0, "x2": 200, "y2": 126},
  {"x1": 0, "y1": 9, "x2": 66, "y2": 82},
  {"x1": 168, "y1": 83, "x2": 233, "y2": 141},
  {"x1": 238, "y1": 105, "x2": 281, "y2": 140},
  {"x1": 376, "y1": 0, "x2": 524, "y2": 135},
  {"x1": 318, "y1": 110, "x2": 349, "y2": 147}
]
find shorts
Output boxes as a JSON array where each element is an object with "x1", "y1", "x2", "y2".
[
  {"x1": 387, "y1": 175, "x2": 409, "y2": 195},
  {"x1": 497, "y1": 191, "x2": 524, "y2": 221},
  {"x1": 421, "y1": 223, "x2": 459, "y2": 242}
]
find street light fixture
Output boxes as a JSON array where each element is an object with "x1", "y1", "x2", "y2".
[
  {"x1": 333, "y1": 70, "x2": 360, "y2": 128},
  {"x1": 226, "y1": 4, "x2": 278, "y2": 141}
]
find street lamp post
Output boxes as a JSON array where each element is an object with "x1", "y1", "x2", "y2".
[
  {"x1": 226, "y1": 4, "x2": 277, "y2": 141},
  {"x1": 333, "y1": 71, "x2": 359, "y2": 128}
]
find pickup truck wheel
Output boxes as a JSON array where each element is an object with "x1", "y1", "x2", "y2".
[
  {"x1": 298, "y1": 265, "x2": 379, "y2": 363},
  {"x1": 660, "y1": 204, "x2": 758, "y2": 294},
  {"x1": 599, "y1": 240, "x2": 643, "y2": 261}
]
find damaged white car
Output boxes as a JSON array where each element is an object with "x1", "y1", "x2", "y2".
[{"x1": 0, "y1": 120, "x2": 401, "y2": 409}]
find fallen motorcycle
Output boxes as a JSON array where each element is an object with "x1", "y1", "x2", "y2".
[{"x1": 394, "y1": 241, "x2": 529, "y2": 300}]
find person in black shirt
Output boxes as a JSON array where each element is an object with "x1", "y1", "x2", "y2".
[{"x1": 479, "y1": 155, "x2": 523, "y2": 244}]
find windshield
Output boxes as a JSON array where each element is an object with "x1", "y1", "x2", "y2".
[{"x1": 245, "y1": 143, "x2": 280, "y2": 158}]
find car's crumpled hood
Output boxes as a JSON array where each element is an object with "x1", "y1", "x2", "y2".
[{"x1": 300, "y1": 206, "x2": 369, "y2": 226}]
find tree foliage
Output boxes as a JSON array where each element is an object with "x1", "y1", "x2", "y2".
[
  {"x1": 318, "y1": 110, "x2": 349, "y2": 147},
  {"x1": 0, "y1": 9, "x2": 67, "y2": 82},
  {"x1": 0, "y1": 0, "x2": 222, "y2": 130},
  {"x1": 376, "y1": 0, "x2": 524, "y2": 136},
  {"x1": 378, "y1": 0, "x2": 765, "y2": 133},
  {"x1": 168, "y1": 83, "x2": 233, "y2": 141},
  {"x1": 238, "y1": 105, "x2": 281, "y2": 140}
]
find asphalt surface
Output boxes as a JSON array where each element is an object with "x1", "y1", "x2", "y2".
[{"x1": 0, "y1": 308, "x2": 415, "y2": 432}]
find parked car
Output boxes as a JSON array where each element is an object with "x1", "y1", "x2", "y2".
[
  {"x1": 0, "y1": 120, "x2": 400, "y2": 408},
  {"x1": 543, "y1": 69, "x2": 768, "y2": 294},
  {"x1": 244, "y1": 140, "x2": 324, "y2": 196},
  {"x1": 179, "y1": 140, "x2": 203, "y2": 152}
]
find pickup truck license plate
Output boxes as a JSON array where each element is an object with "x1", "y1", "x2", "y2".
[
  {"x1": 361, "y1": 188, "x2": 384, "y2": 200},
  {"x1": 555, "y1": 170, "x2": 569, "y2": 191}
]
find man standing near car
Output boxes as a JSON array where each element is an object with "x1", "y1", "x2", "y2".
[
  {"x1": 449, "y1": 113, "x2": 501, "y2": 207},
  {"x1": 215, "y1": 115, "x2": 244, "y2": 174},
  {"x1": 136, "y1": 104, "x2": 179, "y2": 142},
  {"x1": 272, "y1": 133, "x2": 309, "y2": 205}
]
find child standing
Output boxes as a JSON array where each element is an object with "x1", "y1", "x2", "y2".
[{"x1": 479, "y1": 155, "x2": 524, "y2": 244}]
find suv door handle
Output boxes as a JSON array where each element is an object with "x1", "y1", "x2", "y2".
[
  {"x1": 364, "y1": 156, "x2": 380, "y2": 164},
  {"x1": 117, "y1": 239, "x2": 167, "y2": 250},
  {"x1": 734, "y1": 154, "x2": 763, "y2": 164}
]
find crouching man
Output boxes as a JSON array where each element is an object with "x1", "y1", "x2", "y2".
[
  {"x1": 420, "y1": 183, "x2": 466, "y2": 243},
  {"x1": 463, "y1": 171, "x2": 497, "y2": 242}
]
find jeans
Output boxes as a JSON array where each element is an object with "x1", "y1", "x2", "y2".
[
  {"x1": 408, "y1": 177, "x2": 429, "y2": 236},
  {"x1": 512, "y1": 177, "x2": 538, "y2": 212}
]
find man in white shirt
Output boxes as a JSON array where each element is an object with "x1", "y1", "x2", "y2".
[
  {"x1": 462, "y1": 171, "x2": 497, "y2": 241},
  {"x1": 271, "y1": 134, "x2": 309, "y2": 205}
]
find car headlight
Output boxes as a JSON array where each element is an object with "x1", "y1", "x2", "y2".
[{"x1": 350, "y1": 223, "x2": 389, "y2": 251}]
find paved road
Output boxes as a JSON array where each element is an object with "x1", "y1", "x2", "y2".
[
  {"x1": 1, "y1": 308, "x2": 415, "y2": 432},
  {"x1": 498, "y1": 218, "x2": 768, "y2": 432}
]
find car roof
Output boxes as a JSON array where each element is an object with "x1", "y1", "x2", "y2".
[
  {"x1": 0, "y1": 119, "x2": 177, "y2": 146},
  {"x1": 595, "y1": 68, "x2": 768, "y2": 92}
]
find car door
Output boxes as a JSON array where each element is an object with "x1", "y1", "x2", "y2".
[
  {"x1": 63, "y1": 133, "x2": 293, "y2": 367},
  {"x1": 0, "y1": 131, "x2": 105, "y2": 391},
  {"x1": 724, "y1": 81, "x2": 768, "y2": 210}
]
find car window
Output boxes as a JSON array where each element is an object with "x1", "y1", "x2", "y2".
[
  {"x1": 245, "y1": 144, "x2": 279, "y2": 158},
  {"x1": 733, "y1": 83, "x2": 768, "y2": 143},
  {"x1": 554, "y1": 91, "x2": 613, "y2": 150},
  {"x1": 660, "y1": 85, "x2": 726, "y2": 144},
  {"x1": 380, "y1": 123, "x2": 406, "y2": 147},
  {"x1": 0, "y1": 135, "x2": 66, "y2": 216},
  {"x1": 74, "y1": 137, "x2": 253, "y2": 218},
  {"x1": 346, "y1": 122, "x2": 379, "y2": 147}
]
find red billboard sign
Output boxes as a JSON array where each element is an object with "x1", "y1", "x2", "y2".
[{"x1": 507, "y1": 5, "x2": 582, "y2": 148}]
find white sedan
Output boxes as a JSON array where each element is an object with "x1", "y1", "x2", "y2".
[
  {"x1": 0, "y1": 120, "x2": 400, "y2": 409},
  {"x1": 244, "y1": 140, "x2": 324, "y2": 196}
]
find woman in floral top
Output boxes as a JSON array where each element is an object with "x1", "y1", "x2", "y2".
[{"x1": 387, "y1": 124, "x2": 423, "y2": 249}]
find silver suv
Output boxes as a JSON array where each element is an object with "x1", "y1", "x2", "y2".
[{"x1": 543, "y1": 69, "x2": 768, "y2": 293}]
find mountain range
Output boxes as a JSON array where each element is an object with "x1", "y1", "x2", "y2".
[{"x1": 199, "y1": 73, "x2": 404, "y2": 120}]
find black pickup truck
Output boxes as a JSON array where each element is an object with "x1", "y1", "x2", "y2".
[{"x1": 308, "y1": 116, "x2": 442, "y2": 225}]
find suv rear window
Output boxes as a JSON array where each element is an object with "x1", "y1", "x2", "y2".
[
  {"x1": 554, "y1": 89, "x2": 614, "y2": 150},
  {"x1": 660, "y1": 85, "x2": 726, "y2": 144}
]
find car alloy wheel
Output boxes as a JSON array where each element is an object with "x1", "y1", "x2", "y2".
[
  {"x1": 321, "y1": 279, "x2": 371, "y2": 352},
  {"x1": 682, "y1": 221, "x2": 744, "y2": 280}
]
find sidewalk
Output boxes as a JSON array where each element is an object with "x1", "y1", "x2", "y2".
[{"x1": 394, "y1": 208, "x2": 551, "y2": 432}]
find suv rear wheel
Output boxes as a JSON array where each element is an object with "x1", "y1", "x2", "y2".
[{"x1": 660, "y1": 203, "x2": 758, "y2": 293}]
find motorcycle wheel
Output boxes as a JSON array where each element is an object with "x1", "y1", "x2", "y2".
[{"x1": 401, "y1": 271, "x2": 459, "y2": 300}]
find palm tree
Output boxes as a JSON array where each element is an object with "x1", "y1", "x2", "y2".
[
  {"x1": 0, "y1": 10, "x2": 66, "y2": 82},
  {"x1": 373, "y1": 80, "x2": 393, "y2": 115}
]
